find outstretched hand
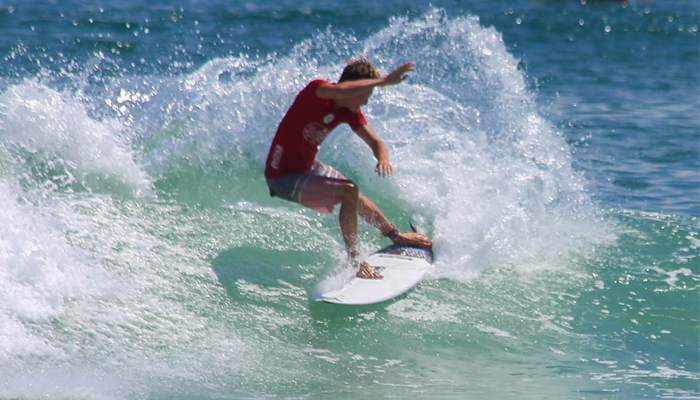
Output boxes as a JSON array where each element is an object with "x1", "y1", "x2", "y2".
[{"x1": 382, "y1": 62, "x2": 415, "y2": 86}]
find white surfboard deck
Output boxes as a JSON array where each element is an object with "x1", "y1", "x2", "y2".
[{"x1": 313, "y1": 245, "x2": 433, "y2": 305}]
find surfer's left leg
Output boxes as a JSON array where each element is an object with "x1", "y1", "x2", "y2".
[{"x1": 357, "y1": 193, "x2": 396, "y2": 236}]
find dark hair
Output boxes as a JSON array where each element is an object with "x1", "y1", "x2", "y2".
[{"x1": 338, "y1": 54, "x2": 381, "y2": 83}]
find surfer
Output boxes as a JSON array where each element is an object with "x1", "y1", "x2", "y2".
[{"x1": 264, "y1": 55, "x2": 432, "y2": 279}]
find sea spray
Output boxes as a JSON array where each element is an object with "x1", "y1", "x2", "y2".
[{"x1": 319, "y1": 10, "x2": 605, "y2": 279}]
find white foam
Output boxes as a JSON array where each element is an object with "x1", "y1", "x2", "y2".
[
  {"x1": 0, "y1": 80, "x2": 152, "y2": 196},
  {"x1": 0, "y1": 181, "x2": 99, "y2": 360}
]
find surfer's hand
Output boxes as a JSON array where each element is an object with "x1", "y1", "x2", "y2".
[
  {"x1": 391, "y1": 232, "x2": 433, "y2": 250},
  {"x1": 357, "y1": 261, "x2": 383, "y2": 279},
  {"x1": 375, "y1": 160, "x2": 394, "y2": 177},
  {"x1": 382, "y1": 62, "x2": 415, "y2": 86}
]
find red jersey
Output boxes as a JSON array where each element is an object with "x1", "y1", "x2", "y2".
[{"x1": 264, "y1": 80, "x2": 367, "y2": 179}]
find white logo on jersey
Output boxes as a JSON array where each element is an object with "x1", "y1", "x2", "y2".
[
  {"x1": 271, "y1": 144, "x2": 283, "y2": 169},
  {"x1": 323, "y1": 113, "x2": 335, "y2": 125},
  {"x1": 303, "y1": 123, "x2": 330, "y2": 147}
]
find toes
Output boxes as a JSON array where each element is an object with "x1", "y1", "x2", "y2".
[{"x1": 356, "y1": 265, "x2": 383, "y2": 279}]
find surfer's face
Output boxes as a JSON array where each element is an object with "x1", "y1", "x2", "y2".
[{"x1": 345, "y1": 89, "x2": 373, "y2": 112}]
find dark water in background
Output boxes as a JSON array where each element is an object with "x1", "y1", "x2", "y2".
[{"x1": 0, "y1": 1, "x2": 698, "y2": 398}]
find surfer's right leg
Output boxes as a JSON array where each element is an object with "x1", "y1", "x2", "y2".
[
  {"x1": 334, "y1": 180, "x2": 360, "y2": 257},
  {"x1": 266, "y1": 169, "x2": 383, "y2": 279},
  {"x1": 334, "y1": 182, "x2": 383, "y2": 279}
]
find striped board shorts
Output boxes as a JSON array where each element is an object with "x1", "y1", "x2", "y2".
[{"x1": 266, "y1": 160, "x2": 348, "y2": 213}]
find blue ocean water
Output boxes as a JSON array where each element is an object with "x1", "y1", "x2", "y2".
[{"x1": 0, "y1": 0, "x2": 697, "y2": 399}]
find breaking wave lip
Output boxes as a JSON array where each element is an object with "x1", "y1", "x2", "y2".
[{"x1": 307, "y1": 9, "x2": 607, "y2": 278}]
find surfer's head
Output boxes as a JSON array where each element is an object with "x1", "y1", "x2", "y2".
[
  {"x1": 335, "y1": 54, "x2": 381, "y2": 112},
  {"x1": 338, "y1": 53, "x2": 381, "y2": 83}
]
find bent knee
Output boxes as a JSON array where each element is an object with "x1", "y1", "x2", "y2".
[{"x1": 335, "y1": 180, "x2": 359, "y2": 201}]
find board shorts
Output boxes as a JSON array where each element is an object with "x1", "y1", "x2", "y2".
[{"x1": 266, "y1": 160, "x2": 348, "y2": 214}]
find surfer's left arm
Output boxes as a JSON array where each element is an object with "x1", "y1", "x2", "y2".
[{"x1": 354, "y1": 124, "x2": 393, "y2": 177}]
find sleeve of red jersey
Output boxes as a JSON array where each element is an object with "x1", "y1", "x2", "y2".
[{"x1": 348, "y1": 110, "x2": 367, "y2": 131}]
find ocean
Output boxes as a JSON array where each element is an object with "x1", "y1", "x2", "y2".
[{"x1": 0, "y1": 0, "x2": 697, "y2": 398}]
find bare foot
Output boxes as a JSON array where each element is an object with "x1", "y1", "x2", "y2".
[
  {"x1": 391, "y1": 232, "x2": 433, "y2": 249},
  {"x1": 356, "y1": 261, "x2": 383, "y2": 279}
]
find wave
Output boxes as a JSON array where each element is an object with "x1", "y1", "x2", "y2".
[
  {"x1": 0, "y1": 9, "x2": 617, "y2": 398},
  {"x1": 1, "y1": 8, "x2": 609, "y2": 278}
]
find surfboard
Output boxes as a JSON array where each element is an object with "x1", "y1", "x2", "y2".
[{"x1": 313, "y1": 245, "x2": 433, "y2": 305}]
